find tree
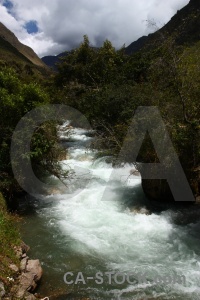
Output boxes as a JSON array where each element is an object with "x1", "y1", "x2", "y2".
[{"x1": 0, "y1": 67, "x2": 65, "y2": 203}]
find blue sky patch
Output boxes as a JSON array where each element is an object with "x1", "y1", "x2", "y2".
[
  {"x1": 24, "y1": 20, "x2": 39, "y2": 34},
  {"x1": 3, "y1": 0, "x2": 13, "y2": 11}
]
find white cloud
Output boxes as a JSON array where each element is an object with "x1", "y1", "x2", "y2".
[{"x1": 0, "y1": 0, "x2": 190, "y2": 57}]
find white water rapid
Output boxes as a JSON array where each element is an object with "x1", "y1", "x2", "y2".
[{"x1": 20, "y1": 122, "x2": 200, "y2": 300}]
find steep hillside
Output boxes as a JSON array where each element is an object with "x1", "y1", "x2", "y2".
[
  {"x1": 0, "y1": 22, "x2": 46, "y2": 67},
  {"x1": 125, "y1": 0, "x2": 200, "y2": 54},
  {"x1": 0, "y1": 34, "x2": 31, "y2": 64}
]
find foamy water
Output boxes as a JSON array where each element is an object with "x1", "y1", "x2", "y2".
[{"x1": 20, "y1": 123, "x2": 200, "y2": 300}]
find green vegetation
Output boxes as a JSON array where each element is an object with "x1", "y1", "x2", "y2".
[
  {"x1": 0, "y1": 1, "x2": 200, "y2": 205},
  {"x1": 0, "y1": 193, "x2": 20, "y2": 281},
  {"x1": 0, "y1": 66, "x2": 65, "y2": 205},
  {"x1": 1, "y1": 29, "x2": 199, "y2": 204},
  {"x1": 52, "y1": 34, "x2": 200, "y2": 198}
]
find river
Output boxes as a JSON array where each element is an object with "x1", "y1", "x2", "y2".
[{"x1": 19, "y1": 122, "x2": 200, "y2": 300}]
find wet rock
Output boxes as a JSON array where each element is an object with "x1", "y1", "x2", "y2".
[
  {"x1": 20, "y1": 257, "x2": 29, "y2": 271},
  {"x1": 48, "y1": 188, "x2": 62, "y2": 195},
  {"x1": 6, "y1": 243, "x2": 43, "y2": 299},
  {"x1": 26, "y1": 260, "x2": 43, "y2": 282},
  {"x1": 14, "y1": 259, "x2": 43, "y2": 298},
  {"x1": 14, "y1": 272, "x2": 36, "y2": 298},
  {"x1": 130, "y1": 207, "x2": 151, "y2": 215},
  {"x1": 130, "y1": 169, "x2": 140, "y2": 176}
]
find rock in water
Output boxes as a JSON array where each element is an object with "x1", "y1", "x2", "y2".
[{"x1": 26, "y1": 259, "x2": 43, "y2": 282}]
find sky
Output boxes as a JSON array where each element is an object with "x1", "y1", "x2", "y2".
[{"x1": 0, "y1": 0, "x2": 190, "y2": 58}]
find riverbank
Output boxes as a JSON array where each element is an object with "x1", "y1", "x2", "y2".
[
  {"x1": 0, "y1": 193, "x2": 46, "y2": 300},
  {"x1": 0, "y1": 192, "x2": 21, "y2": 297}
]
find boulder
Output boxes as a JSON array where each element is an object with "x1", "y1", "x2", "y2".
[
  {"x1": 14, "y1": 259, "x2": 43, "y2": 298},
  {"x1": 129, "y1": 169, "x2": 140, "y2": 176},
  {"x1": 130, "y1": 207, "x2": 151, "y2": 215},
  {"x1": 14, "y1": 272, "x2": 36, "y2": 298},
  {"x1": 26, "y1": 260, "x2": 43, "y2": 282}
]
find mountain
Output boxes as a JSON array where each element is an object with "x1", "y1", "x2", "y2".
[
  {"x1": 0, "y1": 22, "x2": 46, "y2": 67},
  {"x1": 41, "y1": 0, "x2": 199, "y2": 69},
  {"x1": 42, "y1": 52, "x2": 67, "y2": 69},
  {"x1": 125, "y1": 0, "x2": 200, "y2": 54}
]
